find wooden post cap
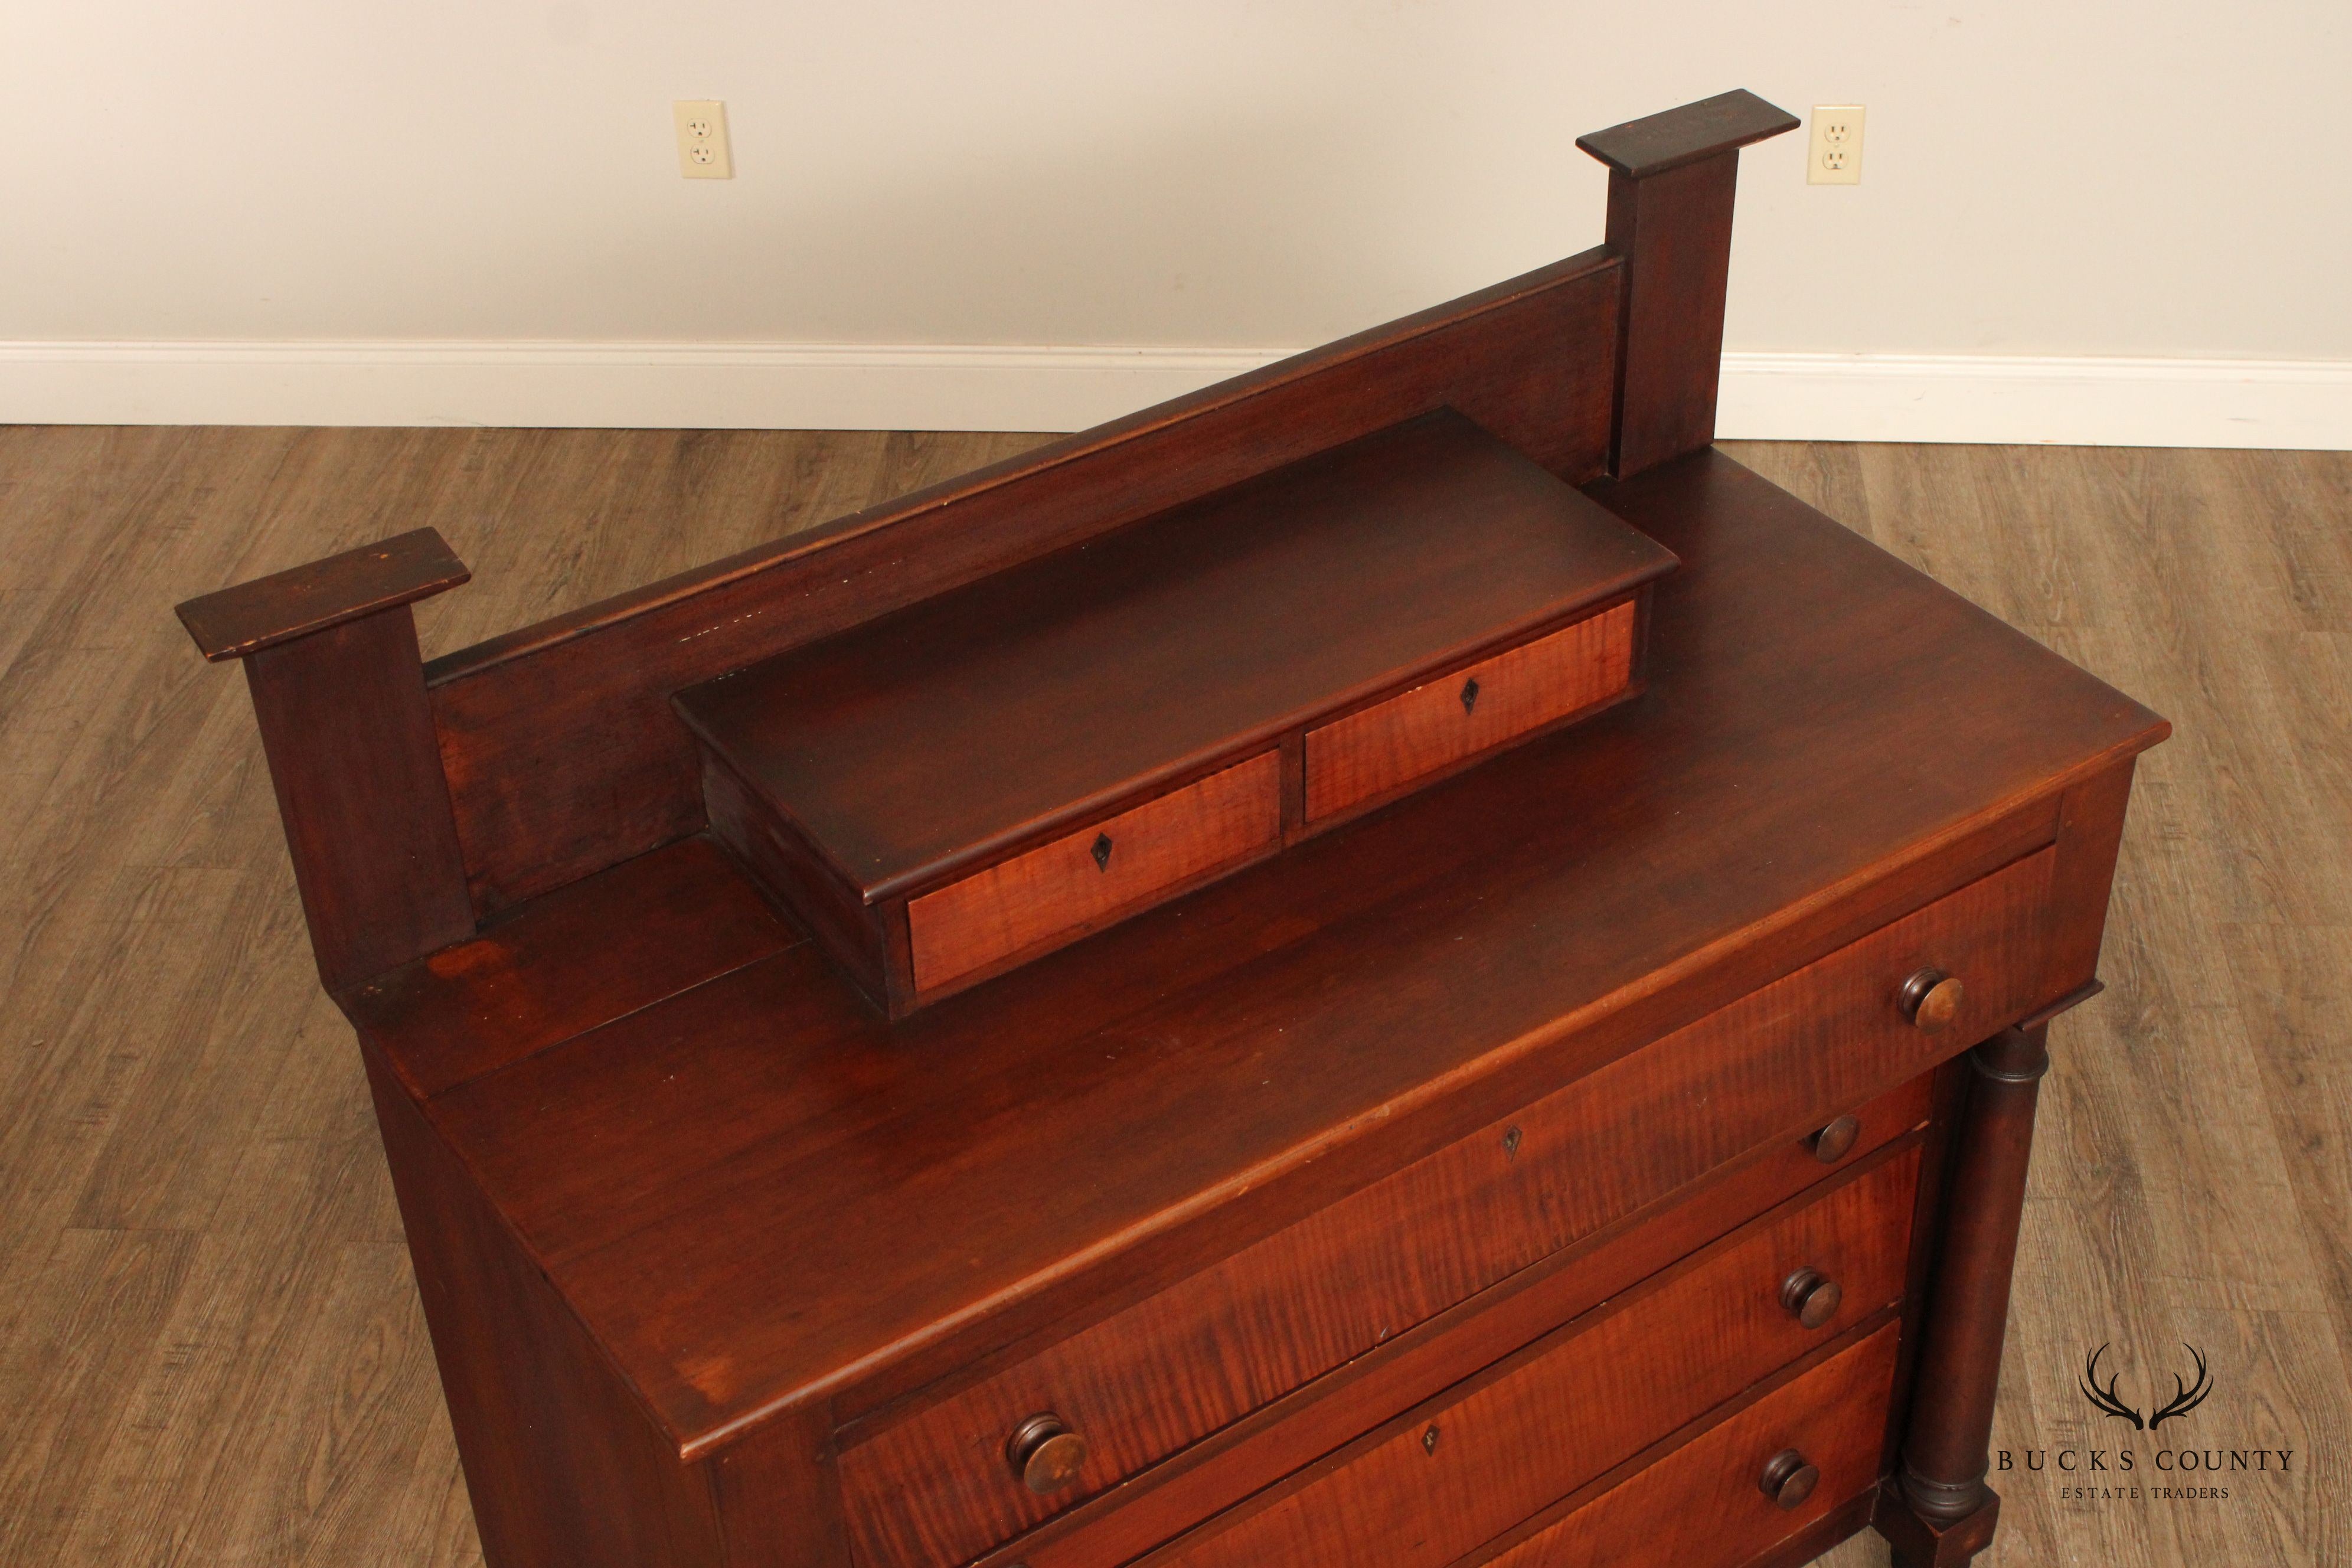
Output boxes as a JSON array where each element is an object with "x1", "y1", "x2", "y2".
[
  {"x1": 1576, "y1": 89, "x2": 1800, "y2": 179},
  {"x1": 175, "y1": 527, "x2": 471, "y2": 662}
]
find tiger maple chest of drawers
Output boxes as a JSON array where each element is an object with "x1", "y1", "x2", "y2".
[{"x1": 179, "y1": 92, "x2": 2165, "y2": 1568}]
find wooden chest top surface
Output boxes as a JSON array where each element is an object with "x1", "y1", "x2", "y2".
[
  {"x1": 347, "y1": 449, "x2": 2165, "y2": 1454},
  {"x1": 672, "y1": 410, "x2": 1674, "y2": 898}
]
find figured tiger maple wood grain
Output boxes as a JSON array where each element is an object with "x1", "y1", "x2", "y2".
[
  {"x1": 409, "y1": 450, "x2": 2164, "y2": 1464},
  {"x1": 4, "y1": 426, "x2": 2327, "y2": 1568},
  {"x1": 1140, "y1": 1151, "x2": 1917, "y2": 1568},
  {"x1": 907, "y1": 751, "x2": 1283, "y2": 995},
  {"x1": 1477, "y1": 1324, "x2": 1901, "y2": 1568},
  {"x1": 1303, "y1": 600, "x2": 1638, "y2": 822},
  {"x1": 818, "y1": 848, "x2": 2050, "y2": 1568},
  {"x1": 968, "y1": 1097, "x2": 1932, "y2": 1568}
]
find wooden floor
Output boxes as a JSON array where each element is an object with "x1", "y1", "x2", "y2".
[{"x1": 0, "y1": 426, "x2": 2343, "y2": 1568}]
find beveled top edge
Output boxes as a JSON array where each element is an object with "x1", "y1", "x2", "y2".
[
  {"x1": 177, "y1": 527, "x2": 469, "y2": 661},
  {"x1": 1577, "y1": 89, "x2": 1801, "y2": 178}
]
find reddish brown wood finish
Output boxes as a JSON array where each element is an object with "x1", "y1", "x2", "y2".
[
  {"x1": 242, "y1": 607, "x2": 477, "y2": 992},
  {"x1": 176, "y1": 525, "x2": 470, "y2": 661},
  {"x1": 172, "y1": 93, "x2": 2168, "y2": 1568},
  {"x1": 907, "y1": 751, "x2": 1283, "y2": 997},
  {"x1": 681, "y1": 411, "x2": 1670, "y2": 1012},
  {"x1": 1303, "y1": 599, "x2": 1639, "y2": 823},
  {"x1": 968, "y1": 1096, "x2": 1932, "y2": 1568},
  {"x1": 361, "y1": 1039, "x2": 726, "y2": 1568},
  {"x1": 342, "y1": 836, "x2": 799, "y2": 1097},
  {"x1": 839, "y1": 852, "x2": 2047, "y2": 1568},
  {"x1": 174, "y1": 527, "x2": 478, "y2": 993},
  {"x1": 1601, "y1": 155, "x2": 1739, "y2": 479},
  {"x1": 1474, "y1": 1324, "x2": 1900, "y2": 1568},
  {"x1": 426, "y1": 262, "x2": 1627, "y2": 915},
  {"x1": 1579, "y1": 93, "x2": 1795, "y2": 479},
  {"x1": 1136, "y1": 1153, "x2": 1916, "y2": 1568},
  {"x1": 397, "y1": 451, "x2": 2162, "y2": 1467},
  {"x1": 1884, "y1": 1023, "x2": 2051, "y2": 1556},
  {"x1": 679, "y1": 411, "x2": 1669, "y2": 903}
]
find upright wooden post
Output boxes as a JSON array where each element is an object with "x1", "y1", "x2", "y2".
[
  {"x1": 1577, "y1": 90, "x2": 1798, "y2": 478},
  {"x1": 177, "y1": 528, "x2": 477, "y2": 993}
]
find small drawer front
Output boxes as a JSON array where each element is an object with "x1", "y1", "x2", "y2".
[
  {"x1": 839, "y1": 845, "x2": 2053, "y2": 1568},
  {"x1": 1304, "y1": 599, "x2": 1636, "y2": 822},
  {"x1": 1148, "y1": 1149, "x2": 1917, "y2": 1568},
  {"x1": 908, "y1": 750, "x2": 1282, "y2": 994},
  {"x1": 1482, "y1": 1322, "x2": 1902, "y2": 1568}
]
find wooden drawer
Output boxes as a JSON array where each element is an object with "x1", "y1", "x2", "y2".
[
  {"x1": 837, "y1": 846, "x2": 2053, "y2": 1568},
  {"x1": 1304, "y1": 599, "x2": 1637, "y2": 823},
  {"x1": 908, "y1": 751, "x2": 1283, "y2": 994},
  {"x1": 1477, "y1": 1322, "x2": 1902, "y2": 1568},
  {"x1": 1141, "y1": 1148, "x2": 1917, "y2": 1568}
]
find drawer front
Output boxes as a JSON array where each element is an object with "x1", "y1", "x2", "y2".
[
  {"x1": 1482, "y1": 1322, "x2": 1902, "y2": 1568},
  {"x1": 839, "y1": 846, "x2": 2053, "y2": 1568},
  {"x1": 1147, "y1": 1149, "x2": 1917, "y2": 1568},
  {"x1": 1304, "y1": 599, "x2": 1636, "y2": 822},
  {"x1": 908, "y1": 750, "x2": 1282, "y2": 994}
]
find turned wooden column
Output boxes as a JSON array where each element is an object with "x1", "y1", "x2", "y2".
[
  {"x1": 177, "y1": 527, "x2": 476, "y2": 992},
  {"x1": 1877, "y1": 1012, "x2": 2069, "y2": 1567}
]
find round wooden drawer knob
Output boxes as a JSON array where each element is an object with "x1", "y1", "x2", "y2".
[
  {"x1": 1808, "y1": 1115, "x2": 1860, "y2": 1164},
  {"x1": 1780, "y1": 1266, "x2": 1843, "y2": 1329},
  {"x1": 1899, "y1": 968, "x2": 1965, "y2": 1033},
  {"x1": 1007, "y1": 1413, "x2": 1089, "y2": 1495},
  {"x1": 1759, "y1": 1448, "x2": 1820, "y2": 1510}
]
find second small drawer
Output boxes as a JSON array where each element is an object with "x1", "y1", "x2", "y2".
[{"x1": 1304, "y1": 600, "x2": 1639, "y2": 823}]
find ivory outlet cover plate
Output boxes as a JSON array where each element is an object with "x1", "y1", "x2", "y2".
[
  {"x1": 674, "y1": 100, "x2": 733, "y2": 179},
  {"x1": 1809, "y1": 104, "x2": 1864, "y2": 185}
]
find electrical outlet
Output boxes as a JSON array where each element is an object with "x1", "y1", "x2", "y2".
[
  {"x1": 674, "y1": 100, "x2": 732, "y2": 179},
  {"x1": 1808, "y1": 104, "x2": 1864, "y2": 185}
]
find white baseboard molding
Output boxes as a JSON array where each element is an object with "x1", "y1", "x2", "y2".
[
  {"x1": 2, "y1": 340, "x2": 2347, "y2": 449},
  {"x1": 1716, "y1": 352, "x2": 2352, "y2": 450}
]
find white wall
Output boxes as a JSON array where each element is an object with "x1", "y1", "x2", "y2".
[{"x1": 4, "y1": 1, "x2": 2348, "y2": 441}]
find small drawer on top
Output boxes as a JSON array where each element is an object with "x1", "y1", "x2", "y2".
[
  {"x1": 1141, "y1": 1150, "x2": 1917, "y2": 1568},
  {"x1": 1304, "y1": 599, "x2": 1638, "y2": 823},
  {"x1": 907, "y1": 752, "x2": 1283, "y2": 995},
  {"x1": 1479, "y1": 1322, "x2": 1903, "y2": 1568}
]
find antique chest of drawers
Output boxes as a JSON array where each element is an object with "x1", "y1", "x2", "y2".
[{"x1": 179, "y1": 92, "x2": 2167, "y2": 1568}]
